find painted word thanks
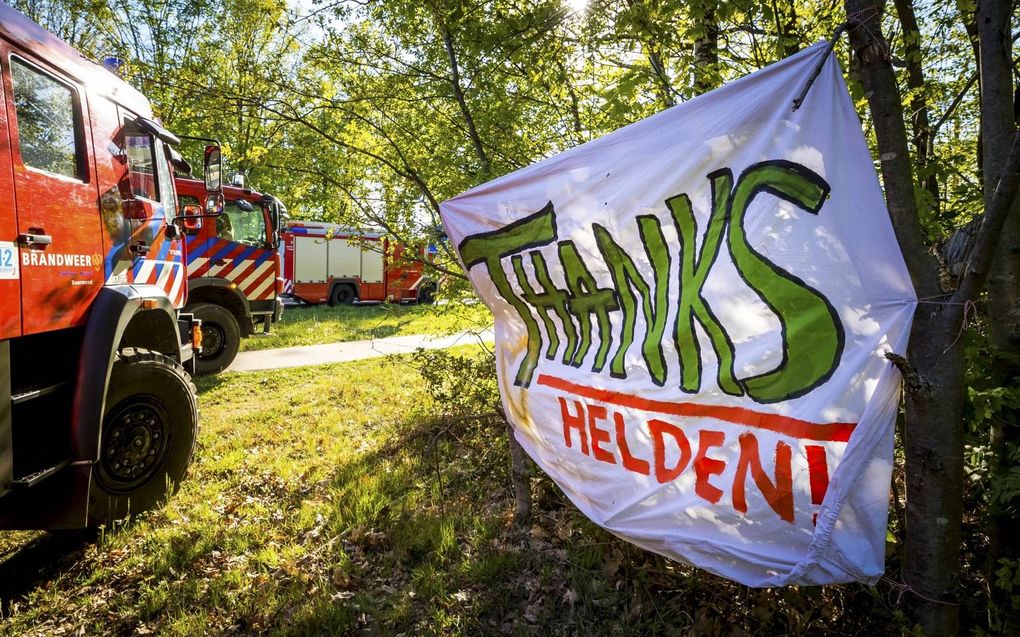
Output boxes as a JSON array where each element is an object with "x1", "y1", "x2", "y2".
[{"x1": 458, "y1": 160, "x2": 845, "y2": 404}]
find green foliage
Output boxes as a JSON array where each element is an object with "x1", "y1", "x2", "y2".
[
  {"x1": 6, "y1": 0, "x2": 1020, "y2": 631},
  {"x1": 410, "y1": 346, "x2": 500, "y2": 417},
  {"x1": 992, "y1": 558, "x2": 1020, "y2": 625}
]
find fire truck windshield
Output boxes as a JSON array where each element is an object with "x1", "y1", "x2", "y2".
[{"x1": 219, "y1": 200, "x2": 266, "y2": 247}]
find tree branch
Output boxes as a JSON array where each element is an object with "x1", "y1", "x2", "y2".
[{"x1": 955, "y1": 129, "x2": 1020, "y2": 302}]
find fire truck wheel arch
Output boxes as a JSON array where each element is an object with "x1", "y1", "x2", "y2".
[
  {"x1": 187, "y1": 278, "x2": 253, "y2": 337},
  {"x1": 73, "y1": 287, "x2": 188, "y2": 463},
  {"x1": 87, "y1": 348, "x2": 198, "y2": 526},
  {"x1": 188, "y1": 303, "x2": 242, "y2": 376},
  {"x1": 329, "y1": 282, "x2": 357, "y2": 306}
]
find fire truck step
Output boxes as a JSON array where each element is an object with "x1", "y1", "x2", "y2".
[
  {"x1": 11, "y1": 459, "x2": 71, "y2": 489},
  {"x1": 12, "y1": 381, "x2": 70, "y2": 405}
]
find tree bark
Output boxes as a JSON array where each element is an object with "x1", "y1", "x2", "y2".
[
  {"x1": 504, "y1": 417, "x2": 532, "y2": 527},
  {"x1": 978, "y1": 2, "x2": 1020, "y2": 352},
  {"x1": 843, "y1": 1, "x2": 960, "y2": 633},
  {"x1": 845, "y1": 1, "x2": 1020, "y2": 632},
  {"x1": 892, "y1": 0, "x2": 940, "y2": 216},
  {"x1": 692, "y1": 1, "x2": 719, "y2": 96},
  {"x1": 977, "y1": 3, "x2": 1020, "y2": 628}
]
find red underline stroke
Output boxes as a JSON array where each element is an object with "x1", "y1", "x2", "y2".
[{"x1": 535, "y1": 374, "x2": 856, "y2": 443}]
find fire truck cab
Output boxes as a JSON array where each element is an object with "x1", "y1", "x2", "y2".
[
  {"x1": 174, "y1": 177, "x2": 284, "y2": 375},
  {"x1": 0, "y1": 6, "x2": 210, "y2": 528}
]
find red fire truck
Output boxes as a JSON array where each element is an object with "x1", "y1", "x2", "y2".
[
  {"x1": 174, "y1": 177, "x2": 284, "y2": 375},
  {"x1": 281, "y1": 221, "x2": 435, "y2": 305},
  {"x1": 0, "y1": 6, "x2": 214, "y2": 528}
]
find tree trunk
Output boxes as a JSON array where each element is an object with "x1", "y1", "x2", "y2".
[
  {"x1": 977, "y1": 0, "x2": 1020, "y2": 630},
  {"x1": 892, "y1": 0, "x2": 940, "y2": 216},
  {"x1": 773, "y1": 0, "x2": 801, "y2": 58},
  {"x1": 843, "y1": 1, "x2": 962, "y2": 633},
  {"x1": 505, "y1": 417, "x2": 532, "y2": 527},
  {"x1": 692, "y1": 1, "x2": 719, "y2": 96},
  {"x1": 623, "y1": 0, "x2": 676, "y2": 107}
]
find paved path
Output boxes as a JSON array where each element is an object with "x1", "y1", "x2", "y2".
[{"x1": 227, "y1": 328, "x2": 495, "y2": 373}]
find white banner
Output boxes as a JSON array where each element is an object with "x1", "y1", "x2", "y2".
[{"x1": 440, "y1": 43, "x2": 915, "y2": 587}]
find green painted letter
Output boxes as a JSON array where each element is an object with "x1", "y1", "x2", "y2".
[
  {"x1": 458, "y1": 203, "x2": 557, "y2": 386},
  {"x1": 726, "y1": 161, "x2": 843, "y2": 403},
  {"x1": 669, "y1": 174, "x2": 742, "y2": 396},
  {"x1": 593, "y1": 217, "x2": 671, "y2": 385}
]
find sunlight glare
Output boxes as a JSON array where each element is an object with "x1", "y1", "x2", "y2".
[{"x1": 567, "y1": 0, "x2": 588, "y2": 13}]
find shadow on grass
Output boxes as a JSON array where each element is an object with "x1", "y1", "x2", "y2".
[
  {"x1": 193, "y1": 373, "x2": 228, "y2": 395},
  {"x1": 0, "y1": 399, "x2": 904, "y2": 636},
  {"x1": 0, "y1": 529, "x2": 97, "y2": 615},
  {"x1": 257, "y1": 409, "x2": 904, "y2": 637}
]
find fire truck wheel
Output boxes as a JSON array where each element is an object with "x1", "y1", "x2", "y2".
[
  {"x1": 90, "y1": 348, "x2": 198, "y2": 525},
  {"x1": 189, "y1": 303, "x2": 241, "y2": 375},
  {"x1": 329, "y1": 284, "x2": 356, "y2": 306},
  {"x1": 417, "y1": 283, "x2": 437, "y2": 305}
]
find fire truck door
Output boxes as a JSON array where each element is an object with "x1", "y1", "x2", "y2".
[
  {"x1": 0, "y1": 56, "x2": 20, "y2": 338},
  {"x1": 3, "y1": 52, "x2": 103, "y2": 334},
  {"x1": 115, "y1": 108, "x2": 181, "y2": 302},
  {"x1": 89, "y1": 97, "x2": 131, "y2": 285}
]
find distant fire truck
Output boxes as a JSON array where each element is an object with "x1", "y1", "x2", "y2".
[
  {"x1": 280, "y1": 221, "x2": 435, "y2": 305},
  {"x1": 0, "y1": 6, "x2": 215, "y2": 527},
  {"x1": 175, "y1": 177, "x2": 285, "y2": 374}
]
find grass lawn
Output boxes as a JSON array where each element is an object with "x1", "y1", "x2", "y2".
[
  {"x1": 240, "y1": 302, "x2": 493, "y2": 352},
  {"x1": 0, "y1": 350, "x2": 898, "y2": 636}
]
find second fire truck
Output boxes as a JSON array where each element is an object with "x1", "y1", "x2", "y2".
[{"x1": 175, "y1": 177, "x2": 285, "y2": 375}]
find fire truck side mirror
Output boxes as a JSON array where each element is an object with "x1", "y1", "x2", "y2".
[
  {"x1": 205, "y1": 192, "x2": 224, "y2": 216},
  {"x1": 270, "y1": 203, "x2": 281, "y2": 232},
  {"x1": 180, "y1": 204, "x2": 204, "y2": 234},
  {"x1": 204, "y1": 144, "x2": 222, "y2": 192}
]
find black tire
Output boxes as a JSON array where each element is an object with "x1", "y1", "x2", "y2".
[
  {"x1": 188, "y1": 302, "x2": 241, "y2": 375},
  {"x1": 417, "y1": 282, "x2": 437, "y2": 305},
  {"x1": 329, "y1": 284, "x2": 356, "y2": 306},
  {"x1": 89, "y1": 348, "x2": 198, "y2": 526}
]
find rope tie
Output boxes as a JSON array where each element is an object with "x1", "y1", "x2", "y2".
[
  {"x1": 791, "y1": 7, "x2": 889, "y2": 111},
  {"x1": 944, "y1": 299, "x2": 978, "y2": 353},
  {"x1": 908, "y1": 294, "x2": 978, "y2": 353},
  {"x1": 881, "y1": 576, "x2": 959, "y2": 607},
  {"x1": 845, "y1": 7, "x2": 892, "y2": 60}
]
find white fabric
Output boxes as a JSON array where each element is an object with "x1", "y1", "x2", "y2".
[{"x1": 440, "y1": 43, "x2": 915, "y2": 587}]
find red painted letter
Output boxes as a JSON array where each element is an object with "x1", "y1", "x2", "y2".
[
  {"x1": 587, "y1": 404, "x2": 616, "y2": 464},
  {"x1": 558, "y1": 397, "x2": 588, "y2": 455},
  {"x1": 694, "y1": 430, "x2": 726, "y2": 504},
  {"x1": 733, "y1": 433, "x2": 794, "y2": 523},
  {"x1": 648, "y1": 419, "x2": 691, "y2": 483},
  {"x1": 805, "y1": 445, "x2": 829, "y2": 506},
  {"x1": 615, "y1": 413, "x2": 650, "y2": 475}
]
